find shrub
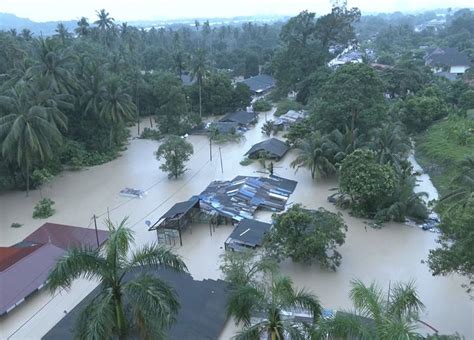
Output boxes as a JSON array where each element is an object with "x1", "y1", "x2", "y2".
[
  {"x1": 10, "y1": 222, "x2": 23, "y2": 228},
  {"x1": 253, "y1": 99, "x2": 272, "y2": 112},
  {"x1": 139, "y1": 127, "x2": 162, "y2": 141},
  {"x1": 240, "y1": 157, "x2": 253, "y2": 166},
  {"x1": 33, "y1": 198, "x2": 55, "y2": 219}
]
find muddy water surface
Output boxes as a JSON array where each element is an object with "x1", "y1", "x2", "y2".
[{"x1": 1, "y1": 111, "x2": 472, "y2": 339}]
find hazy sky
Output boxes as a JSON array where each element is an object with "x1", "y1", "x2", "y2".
[{"x1": 1, "y1": 0, "x2": 472, "y2": 22}]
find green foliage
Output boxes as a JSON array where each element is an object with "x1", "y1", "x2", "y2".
[
  {"x1": 284, "y1": 118, "x2": 313, "y2": 147},
  {"x1": 46, "y1": 217, "x2": 187, "y2": 339},
  {"x1": 252, "y1": 98, "x2": 272, "y2": 112},
  {"x1": 340, "y1": 149, "x2": 398, "y2": 216},
  {"x1": 155, "y1": 136, "x2": 194, "y2": 179},
  {"x1": 31, "y1": 168, "x2": 53, "y2": 189},
  {"x1": 314, "y1": 63, "x2": 388, "y2": 135},
  {"x1": 139, "y1": 127, "x2": 161, "y2": 141},
  {"x1": 261, "y1": 120, "x2": 275, "y2": 136},
  {"x1": 459, "y1": 90, "x2": 474, "y2": 112},
  {"x1": 428, "y1": 201, "x2": 474, "y2": 295},
  {"x1": 265, "y1": 204, "x2": 347, "y2": 270},
  {"x1": 10, "y1": 222, "x2": 23, "y2": 228},
  {"x1": 318, "y1": 279, "x2": 425, "y2": 339},
  {"x1": 396, "y1": 93, "x2": 449, "y2": 133},
  {"x1": 274, "y1": 98, "x2": 303, "y2": 117},
  {"x1": 239, "y1": 157, "x2": 253, "y2": 166},
  {"x1": 33, "y1": 198, "x2": 55, "y2": 219}
]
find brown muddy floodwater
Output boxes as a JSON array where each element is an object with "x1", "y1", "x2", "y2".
[{"x1": 0, "y1": 110, "x2": 473, "y2": 339}]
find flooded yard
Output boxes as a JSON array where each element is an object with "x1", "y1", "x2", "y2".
[{"x1": 1, "y1": 111, "x2": 473, "y2": 339}]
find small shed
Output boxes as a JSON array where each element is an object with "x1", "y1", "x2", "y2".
[
  {"x1": 220, "y1": 110, "x2": 257, "y2": 126},
  {"x1": 245, "y1": 138, "x2": 289, "y2": 160},
  {"x1": 149, "y1": 197, "x2": 200, "y2": 246},
  {"x1": 225, "y1": 219, "x2": 272, "y2": 251}
]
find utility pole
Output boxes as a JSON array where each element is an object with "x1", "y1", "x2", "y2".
[
  {"x1": 209, "y1": 137, "x2": 212, "y2": 161},
  {"x1": 219, "y1": 147, "x2": 224, "y2": 173},
  {"x1": 93, "y1": 214, "x2": 99, "y2": 248}
]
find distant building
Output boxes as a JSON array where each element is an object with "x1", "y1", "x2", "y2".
[
  {"x1": 274, "y1": 110, "x2": 308, "y2": 129},
  {"x1": 424, "y1": 47, "x2": 472, "y2": 75},
  {"x1": 328, "y1": 46, "x2": 364, "y2": 68},
  {"x1": 240, "y1": 74, "x2": 276, "y2": 95},
  {"x1": 180, "y1": 74, "x2": 195, "y2": 86}
]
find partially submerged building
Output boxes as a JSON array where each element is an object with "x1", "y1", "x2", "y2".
[
  {"x1": 44, "y1": 266, "x2": 230, "y2": 340},
  {"x1": 245, "y1": 138, "x2": 290, "y2": 161},
  {"x1": 219, "y1": 110, "x2": 258, "y2": 127},
  {"x1": 274, "y1": 110, "x2": 308, "y2": 129},
  {"x1": 224, "y1": 219, "x2": 272, "y2": 251},
  {"x1": 0, "y1": 223, "x2": 108, "y2": 316},
  {"x1": 240, "y1": 74, "x2": 276, "y2": 95},
  {"x1": 149, "y1": 175, "x2": 297, "y2": 250}
]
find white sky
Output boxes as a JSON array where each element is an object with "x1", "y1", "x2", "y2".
[{"x1": 0, "y1": 0, "x2": 472, "y2": 22}]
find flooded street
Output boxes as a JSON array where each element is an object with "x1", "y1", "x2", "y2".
[{"x1": 1, "y1": 111, "x2": 473, "y2": 339}]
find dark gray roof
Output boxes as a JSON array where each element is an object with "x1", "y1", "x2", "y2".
[
  {"x1": 220, "y1": 110, "x2": 257, "y2": 126},
  {"x1": 425, "y1": 47, "x2": 472, "y2": 67},
  {"x1": 209, "y1": 121, "x2": 239, "y2": 134},
  {"x1": 241, "y1": 74, "x2": 276, "y2": 93},
  {"x1": 43, "y1": 266, "x2": 230, "y2": 340},
  {"x1": 245, "y1": 138, "x2": 289, "y2": 160},
  {"x1": 226, "y1": 219, "x2": 272, "y2": 247},
  {"x1": 149, "y1": 197, "x2": 200, "y2": 231}
]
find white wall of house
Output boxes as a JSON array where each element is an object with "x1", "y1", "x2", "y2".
[{"x1": 450, "y1": 65, "x2": 470, "y2": 74}]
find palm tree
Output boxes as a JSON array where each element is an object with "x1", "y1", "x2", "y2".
[
  {"x1": 291, "y1": 132, "x2": 336, "y2": 180},
  {"x1": 439, "y1": 155, "x2": 474, "y2": 211},
  {"x1": 54, "y1": 23, "x2": 71, "y2": 44},
  {"x1": 75, "y1": 17, "x2": 90, "y2": 37},
  {"x1": 78, "y1": 58, "x2": 107, "y2": 118},
  {"x1": 0, "y1": 85, "x2": 63, "y2": 195},
  {"x1": 323, "y1": 126, "x2": 362, "y2": 164},
  {"x1": 94, "y1": 9, "x2": 115, "y2": 31},
  {"x1": 100, "y1": 77, "x2": 136, "y2": 146},
  {"x1": 47, "y1": 218, "x2": 187, "y2": 339},
  {"x1": 191, "y1": 49, "x2": 208, "y2": 118},
  {"x1": 368, "y1": 122, "x2": 410, "y2": 166},
  {"x1": 319, "y1": 279, "x2": 425, "y2": 339},
  {"x1": 228, "y1": 275, "x2": 322, "y2": 339},
  {"x1": 385, "y1": 175, "x2": 429, "y2": 222},
  {"x1": 20, "y1": 28, "x2": 33, "y2": 41},
  {"x1": 27, "y1": 38, "x2": 75, "y2": 94}
]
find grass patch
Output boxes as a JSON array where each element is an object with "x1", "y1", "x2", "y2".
[{"x1": 416, "y1": 116, "x2": 474, "y2": 195}]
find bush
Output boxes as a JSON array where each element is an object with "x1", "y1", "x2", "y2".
[
  {"x1": 33, "y1": 198, "x2": 55, "y2": 219},
  {"x1": 60, "y1": 140, "x2": 117, "y2": 169},
  {"x1": 139, "y1": 127, "x2": 162, "y2": 141},
  {"x1": 253, "y1": 99, "x2": 272, "y2": 112},
  {"x1": 10, "y1": 222, "x2": 23, "y2": 228}
]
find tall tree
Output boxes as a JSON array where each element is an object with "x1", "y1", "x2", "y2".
[
  {"x1": 191, "y1": 48, "x2": 208, "y2": 118},
  {"x1": 94, "y1": 9, "x2": 115, "y2": 31},
  {"x1": 0, "y1": 85, "x2": 63, "y2": 195},
  {"x1": 47, "y1": 218, "x2": 187, "y2": 339},
  {"x1": 155, "y1": 136, "x2": 194, "y2": 179},
  {"x1": 75, "y1": 17, "x2": 90, "y2": 37}
]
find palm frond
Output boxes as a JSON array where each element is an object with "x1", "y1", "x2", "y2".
[
  {"x1": 227, "y1": 285, "x2": 265, "y2": 326},
  {"x1": 387, "y1": 280, "x2": 424, "y2": 319},
  {"x1": 126, "y1": 243, "x2": 188, "y2": 274}
]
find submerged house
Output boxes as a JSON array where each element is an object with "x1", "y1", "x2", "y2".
[
  {"x1": 245, "y1": 138, "x2": 290, "y2": 161},
  {"x1": 425, "y1": 47, "x2": 472, "y2": 75},
  {"x1": 274, "y1": 110, "x2": 308, "y2": 129},
  {"x1": 44, "y1": 266, "x2": 230, "y2": 340},
  {"x1": 0, "y1": 223, "x2": 108, "y2": 316},
  {"x1": 219, "y1": 110, "x2": 258, "y2": 127},
  {"x1": 240, "y1": 74, "x2": 276, "y2": 95},
  {"x1": 224, "y1": 219, "x2": 272, "y2": 251}
]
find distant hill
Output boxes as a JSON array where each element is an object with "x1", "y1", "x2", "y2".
[{"x1": 0, "y1": 13, "x2": 76, "y2": 36}]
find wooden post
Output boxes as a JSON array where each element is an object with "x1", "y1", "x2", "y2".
[
  {"x1": 209, "y1": 138, "x2": 212, "y2": 161},
  {"x1": 219, "y1": 147, "x2": 224, "y2": 173}
]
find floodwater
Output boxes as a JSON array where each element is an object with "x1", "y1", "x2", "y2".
[{"x1": 0, "y1": 111, "x2": 473, "y2": 339}]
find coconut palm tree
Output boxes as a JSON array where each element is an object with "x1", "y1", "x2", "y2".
[
  {"x1": 94, "y1": 9, "x2": 115, "y2": 31},
  {"x1": 384, "y1": 175, "x2": 428, "y2": 222},
  {"x1": 191, "y1": 48, "x2": 208, "y2": 118},
  {"x1": 27, "y1": 38, "x2": 75, "y2": 94},
  {"x1": 54, "y1": 23, "x2": 71, "y2": 44},
  {"x1": 368, "y1": 122, "x2": 410, "y2": 166},
  {"x1": 100, "y1": 77, "x2": 136, "y2": 146},
  {"x1": 317, "y1": 279, "x2": 425, "y2": 339},
  {"x1": 78, "y1": 58, "x2": 107, "y2": 118},
  {"x1": 291, "y1": 132, "x2": 336, "y2": 180},
  {"x1": 75, "y1": 17, "x2": 90, "y2": 37},
  {"x1": 47, "y1": 217, "x2": 187, "y2": 339},
  {"x1": 323, "y1": 126, "x2": 363, "y2": 164},
  {"x1": 228, "y1": 275, "x2": 322, "y2": 340},
  {"x1": 0, "y1": 85, "x2": 63, "y2": 195}
]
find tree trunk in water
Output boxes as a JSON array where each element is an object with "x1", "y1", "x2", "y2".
[{"x1": 199, "y1": 82, "x2": 202, "y2": 118}]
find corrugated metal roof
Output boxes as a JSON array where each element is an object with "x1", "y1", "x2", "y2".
[{"x1": 245, "y1": 138, "x2": 290, "y2": 160}]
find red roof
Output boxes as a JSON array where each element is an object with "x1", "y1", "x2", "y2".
[
  {"x1": 0, "y1": 222, "x2": 109, "y2": 316},
  {"x1": 0, "y1": 245, "x2": 42, "y2": 271},
  {"x1": 24, "y1": 223, "x2": 108, "y2": 250}
]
